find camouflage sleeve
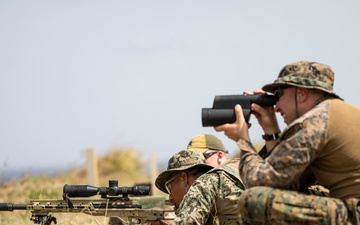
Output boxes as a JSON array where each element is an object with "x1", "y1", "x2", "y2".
[
  {"x1": 171, "y1": 173, "x2": 218, "y2": 225},
  {"x1": 238, "y1": 103, "x2": 329, "y2": 189},
  {"x1": 287, "y1": 167, "x2": 318, "y2": 192}
]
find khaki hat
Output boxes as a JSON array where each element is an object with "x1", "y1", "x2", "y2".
[
  {"x1": 262, "y1": 61, "x2": 340, "y2": 98},
  {"x1": 155, "y1": 149, "x2": 213, "y2": 194},
  {"x1": 186, "y1": 134, "x2": 229, "y2": 154}
]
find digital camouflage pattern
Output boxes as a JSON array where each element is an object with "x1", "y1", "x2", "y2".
[
  {"x1": 222, "y1": 158, "x2": 244, "y2": 188},
  {"x1": 172, "y1": 165, "x2": 244, "y2": 225},
  {"x1": 237, "y1": 100, "x2": 330, "y2": 190},
  {"x1": 237, "y1": 98, "x2": 360, "y2": 224},
  {"x1": 262, "y1": 61, "x2": 338, "y2": 97},
  {"x1": 155, "y1": 150, "x2": 244, "y2": 224},
  {"x1": 238, "y1": 187, "x2": 349, "y2": 225},
  {"x1": 155, "y1": 150, "x2": 213, "y2": 194}
]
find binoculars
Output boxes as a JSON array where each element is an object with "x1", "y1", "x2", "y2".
[{"x1": 202, "y1": 94, "x2": 278, "y2": 127}]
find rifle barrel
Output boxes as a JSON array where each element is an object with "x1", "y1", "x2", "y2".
[{"x1": 0, "y1": 203, "x2": 29, "y2": 211}]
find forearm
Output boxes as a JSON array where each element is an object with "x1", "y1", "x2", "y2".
[{"x1": 238, "y1": 139, "x2": 308, "y2": 188}]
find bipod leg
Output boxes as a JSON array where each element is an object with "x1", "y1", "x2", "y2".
[{"x1": 30, "y1": 214, "x2": 57, "y2": 225}]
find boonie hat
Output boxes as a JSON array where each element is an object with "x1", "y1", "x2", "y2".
[
  {"x1": 155, "y1": 149, "x2": 213, "y2": 194},
  {"x1": 262, "y1": 61, "x2": 340, "y2": 98},
  {"x1": 186, "y1": 134, "x2": 229, "y2": 154}
]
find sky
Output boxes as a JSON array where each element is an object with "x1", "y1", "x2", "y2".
[{"x1": 1, "y1": 1, "x2": 360, "y2": 174}]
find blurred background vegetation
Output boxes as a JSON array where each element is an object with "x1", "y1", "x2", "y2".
[{"x1": 0, "y1": 147, "x2": 169, "y2": 225}]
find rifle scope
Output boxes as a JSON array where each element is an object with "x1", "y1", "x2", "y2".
[
  {"x1": 63, "y1": 180, "x2": 150, "y2": 197},
  {"x1": 202, "y1": 94, "x2": 277, "y2": 127}
]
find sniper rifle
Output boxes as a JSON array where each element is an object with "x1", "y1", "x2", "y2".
[{"x1": 0, "y1": 180, "x2": 173, "y2": 225}]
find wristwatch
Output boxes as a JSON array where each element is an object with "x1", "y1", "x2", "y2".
[{"x1": 262, "y1": 132, "x2": 281, "y2": 141}]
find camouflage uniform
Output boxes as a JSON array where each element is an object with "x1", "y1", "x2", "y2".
[
  {"x1": 186, "y1": 133, "x2": 244, "y2": 187},
  {"x1": 155, "y1": 150, "x2": 244, "y2": 225},
  {"x1": 237, "y1": 61, "x2": 360, "y2": 224},
  {"x1": 173, "y1": 162, "x2": 244, "y2": 225}
]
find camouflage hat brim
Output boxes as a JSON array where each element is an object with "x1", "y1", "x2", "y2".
[
  {"x1": 262, "y1": 81, "x2": 341, "y2": 99},
  {"x1": 262, "y1": 61, "x2": 341, "y2": 99},
  {"x1": 155, "y1": 164, "x2": 213, "y2": 194},
  {"x1": 262, "y1": 80, "x2": 334, "y2": 94}
]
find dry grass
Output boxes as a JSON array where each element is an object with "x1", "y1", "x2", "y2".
[{"x1": 0, "y1": 148, "x2": 168, "y2": 225}]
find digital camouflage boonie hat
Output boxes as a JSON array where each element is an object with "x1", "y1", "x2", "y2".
[
  {"x1": 262, "y1": 61, "x2": 339, "y2": 98},
  {"x1": 186, "y1": 134, "x2": 229, "y2": 154},
  {"x1": 155, "y1": 149, "x2": 213, "y2": 194}
]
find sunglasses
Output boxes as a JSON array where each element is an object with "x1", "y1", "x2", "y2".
[
  {"x1": 203, "y1": 151, "x2": 218, "y2": 159},
  {"x1": 165, "y1": 174, "x2": 180, "y2": 194},
  {"x1": 273, "y1": 86, "x2": 291, "y2": 99}
]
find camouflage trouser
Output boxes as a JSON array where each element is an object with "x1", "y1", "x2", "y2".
[{"x1": 238, "y1": 186, "x2": 360, "y2": 225}]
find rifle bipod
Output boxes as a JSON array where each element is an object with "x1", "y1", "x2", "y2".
[{"x1": 31, "y1": 213, "x2": 57, "y2": 225}]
